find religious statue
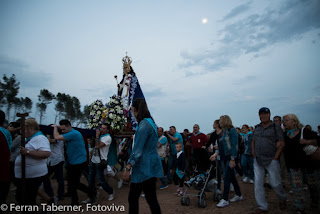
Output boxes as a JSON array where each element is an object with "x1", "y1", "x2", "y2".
[{"x1": 117, "y1": 53, "x2": 135, "y2": 110}]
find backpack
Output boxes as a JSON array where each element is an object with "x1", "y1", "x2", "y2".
[{"x1": 157, "y1": 136, "x2": 167, "y2": 158}]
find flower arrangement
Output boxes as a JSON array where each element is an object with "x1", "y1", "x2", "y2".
[
  {"x1": 88, "y1": 100, "x2": 105, "y2": 129},
  {"x1": 102, "y1": 95, "x2": 128, "y2": 131},
  {"x1": 88, "y1": 95, "x2": 128, "y2": 131}
]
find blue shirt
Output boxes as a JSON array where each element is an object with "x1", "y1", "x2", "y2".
[
  {"x1": 169, "y1": 132, "x2": 183, "y2": 155},
  {"x1": 128, "y1": 119, "x2": 163, "y2": 183},
  {"x1": 0, "y1": 126, "x2": 12, "y2": 151},
  {"x1": 159, "y1": 136, "x2": 167, "y2": 145},
  {"x1": 62, "y1": 129, "x2": 87, "y2": 165}
]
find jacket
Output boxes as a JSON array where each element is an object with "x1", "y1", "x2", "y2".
[{"x1": 128, "y1": 119, "x2": 163, "y2": 183}]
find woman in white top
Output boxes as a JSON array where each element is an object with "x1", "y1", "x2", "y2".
[{"x1": 15, "y1": 118, "x2": 51, "y2": 206}]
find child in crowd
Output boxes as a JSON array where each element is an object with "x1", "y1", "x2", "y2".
[
  {"x1": 184, "y1": 172, "x2": 208, "y2": 187},
  {"x1": 171, "y1": 142, "x2": 186, "y2": 196}
]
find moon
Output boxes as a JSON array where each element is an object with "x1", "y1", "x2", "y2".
[{"x1": 202, "y1": 18, "x2": 208, "y2": 24}]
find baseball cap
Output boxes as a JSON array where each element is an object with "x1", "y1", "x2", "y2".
[{"x1": 259, "y1": 107, "x2": 270, "y2": 114}]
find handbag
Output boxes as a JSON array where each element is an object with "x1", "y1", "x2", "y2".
[
  {"x1": 97, "y1": 148, "x2": 108, "y2": 170},
  {"x1": 301, "y1": 127, "x2": 318, "y2": 156}
]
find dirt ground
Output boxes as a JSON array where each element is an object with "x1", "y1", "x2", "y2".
[{"x1": 3, "y1": 172, "x2": 320, "y2": 214}]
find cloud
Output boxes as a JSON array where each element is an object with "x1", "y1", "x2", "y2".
[
  {"x1": 0, "y1": 55, "x2": 52, "y2": 89},
  {"x1": 233, "y1": 75, "x2": 258, "y2": 85},
  {"x1": 292, "y1": 97, "x2": 320, "y2": 124},
  {"x1": 221, "y1": 1, "x2": 251, "y2": 21},
  {"x1": 180, "y1": 0, "x2": 320, "y2": 75},
  {"x1": 303, "y1": 96, "x2": 320, "y2": 105},
  {"x1": 144, "y1": 87, "x2": 165, "y2": 99}
]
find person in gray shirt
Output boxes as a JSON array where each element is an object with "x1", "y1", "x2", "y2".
[{"x1": 251, "y1": 107, "x2": 287, "y2": 214}]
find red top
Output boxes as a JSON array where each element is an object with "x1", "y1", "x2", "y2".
[{"x1": 190, "y1": 132, "x2": 208, "y2": 150}]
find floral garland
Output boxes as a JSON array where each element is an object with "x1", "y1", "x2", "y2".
[
  {"x1": 88, "y1": 95, "x2": 128, "y2": 131},
  {"x1": 88, "y1": 100, "x2": 105, "y2": 129}
]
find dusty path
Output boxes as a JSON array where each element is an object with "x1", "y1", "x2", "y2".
[{"x1": 4, "y1": 173, "x2": 319, "y2": 214}]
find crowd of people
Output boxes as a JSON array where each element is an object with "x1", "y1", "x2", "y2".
[{"x1": 0, "y1": 104, "x2": 320, "y2": 214}]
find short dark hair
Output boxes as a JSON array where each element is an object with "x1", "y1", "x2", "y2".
[
  {"x1": 102, "y1": 123, "x2": 111, "y2": 130},
  {"x1": 242, "y1": 124, "x2": 249, "y2": 129},
  {"x1": 273, "y1": 116, "x2": 281, "y2": 121},
  {"x1": 214, "y1": 119, "x2": 221, "y2": 129},
  {"x1": 176, "y1": 142, "x2": 183, "y2": 147},
  {"x1": 9, "y1": 121, "x2": 21, "y2": 128},
  {"x1": 170, "y1": 126, "x2": 176, "y2": 130},
  {"x1": 132, "y1": 98, "x2": 151, "y2": 123},
  {"x1": 183, "y1": 128, "x2": 189, "y2": 132},
  {"x1": 0, "y1": 110, "x2": 5, "y2": 125},
  {"x1": 59, "y1": 119, "x2": 71, "y2": 127}
]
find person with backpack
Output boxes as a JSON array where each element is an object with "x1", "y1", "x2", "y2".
[
  {"x1": 251, "y1": 107, "x2": 287, "y2": 214},
  {"x1": 210, "y1": 115, "x2": 243, "y2": 208},
  {"x1": 157, "y1": 127, "x2": 168, "y2": 190}
]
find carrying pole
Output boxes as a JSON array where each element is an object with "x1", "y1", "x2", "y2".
[{"x1": 16, "y1": 112, "x2": 29, "y2": 203}]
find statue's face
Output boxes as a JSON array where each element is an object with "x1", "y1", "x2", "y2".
[{"x1": 123, "y1": 64, "x2": 130, "y2": 75}]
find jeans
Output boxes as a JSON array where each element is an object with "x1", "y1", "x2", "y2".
[
  {"x1": 68, "y1": 162, "x2": 95, "y2": 205},
  {"x1": 160, "y1": 159, "x2": 167, "y2": 186},
  {"x1": 222, "y1": 158, "x2": 242, "y2": 200},
  {"x1": 43, "y1": 161, "x2": 65, "y2": 199},
  {"x1": 241, "y1": 154, "x2": 254, "y2": 179},
  {"x1": 128, "y1": 177, "x2": 161, "y2": 214},
  {"x1": 253, "y1": 159, "x2": 286, "y2": 211},
  {"x1": 88, "y1": 161, "x2": 113, "y2": 195},
  {"x1": 167, "y1": 154, "x2": 175, "y2": 182}
]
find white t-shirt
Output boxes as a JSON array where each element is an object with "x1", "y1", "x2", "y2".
[
  {"x1": 15, "y1": 134, "x2": 51, "y2": 178},
  {"x1": 48, "y1": 140, "x2": 64, "y2": 166},
  {"x1": 91, "y1": 134, "x2": 112, "y2": 164}
]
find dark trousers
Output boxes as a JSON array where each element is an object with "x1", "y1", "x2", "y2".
[
  {"x1": 167, "y1": 154, "x2": 175, "y2": 182},
  {"x1": 9, "y1": 161, "x2": 17, "y2": 187},
  {"x1": 88, "y1": 162, "x2": 113, "y2": 195},
  {"x1": 15, "y1": 176, "x2": 44, "y2": 206},
  {"x1": 173, "y1": 173, "x2": 185, "y2": 188},
  {"x1": 216, "y1": 159, "x2": 223, "y2": 190},
  {"x1": 222, "y1": 158, "x2": 242, "y2": 200},
  {"x1": 161, "y1": 159, "x2": 167, "y2": 177},
  {"x1": 128, "y1": 177, "x2": 161, "y2": 214},
  {"x1": 43, "y1": 161, "x2": 65, "y2": 199},
  {"x1": 0, "y1": 181, "x2": 10, "y2": 205},
  {"x1": 68, "y1": 162, "x2": 94, "y2": 205}
]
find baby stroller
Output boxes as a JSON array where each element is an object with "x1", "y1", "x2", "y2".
[{"x1": 181, "y1": 148, "x2": 221, "y2": 208}]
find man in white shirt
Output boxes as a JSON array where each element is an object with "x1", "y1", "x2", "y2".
[
  {"x1": 43, "y1": 133, "x2": 65, "y2": 201},
  {"x1": 83, "y1": 124, "x2": 115, "y2": 203}
]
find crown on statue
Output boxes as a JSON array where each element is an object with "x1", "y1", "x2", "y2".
[{"x1": 122, "y1": 52, "x2": 132, "y2": 67}]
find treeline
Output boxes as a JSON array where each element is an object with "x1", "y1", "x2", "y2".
[{"x1": 0, "y1": 74, "x2": 90, "y2": 126}]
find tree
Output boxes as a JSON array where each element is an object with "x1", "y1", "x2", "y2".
[
  {"x1": 0, "y1": 74, "x2": 20, "y2": 120},
  {"x1": 12, "y1": 97, "x2": 33, "y2": 117},
  {"x1": 80, "y1": 104, "x2": 90, "y2": 126},
  {"x1": 12, "y1": 97, "x2": 23, "y2": 120},
  {"x1": 37, "y1": 89, "x2": 55, "y2": 124},
  {"x1": 21, "y1": 97, "x2": 33, "y2": 113},
  {"x1": 55, "y1": 93, "x2": 82, "y2": 124},
  {"x1": 55, "y1": 93, "x2": 69, "y2": 121}
]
